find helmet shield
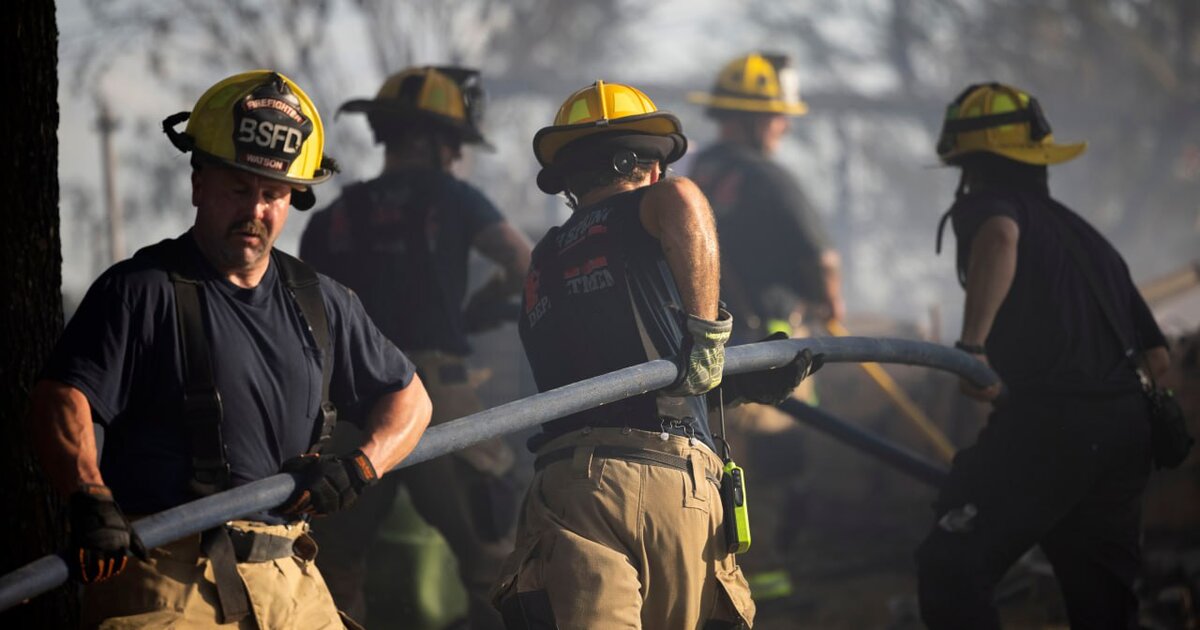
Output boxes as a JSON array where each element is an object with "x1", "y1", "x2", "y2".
[{"x1": 231, "y1": 78, "x2": 315, "y2": 179}]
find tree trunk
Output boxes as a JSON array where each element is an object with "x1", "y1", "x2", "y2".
[{"x1": 1, "y1": 1, "x2": 75, "y2": 626}]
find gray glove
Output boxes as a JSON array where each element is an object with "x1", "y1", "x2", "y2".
[{"x1": 663, "y1": 308, "x2": 733, "y2": 397}]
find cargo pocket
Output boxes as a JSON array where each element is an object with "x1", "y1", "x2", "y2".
[
  {"x1": 711, "y1": 552, "x2": 756, "y2": 628},
  {"x1": 87, "y1": 549, "x2": 202, "y2": 628}
]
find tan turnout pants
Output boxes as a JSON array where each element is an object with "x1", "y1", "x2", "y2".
[
  {"x1": 492, "y1": 427, "x2": 756, "y2": 629},
  {"x1": 80, "y1": 520, "x2": 346, "y2": 630}
]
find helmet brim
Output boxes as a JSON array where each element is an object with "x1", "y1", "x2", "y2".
[
  {"x1": 940, "y1": 141, "x2": 1087, "y2": 166},
  {"x1": 533, "y1": 111, "x2": 683, "y2": 167},
  {"x1": 191, "y1": 150, "x2": 331, "y2": 210},
  {"x1": 687, "y1": 92, "x2": 809, "y2": 116},
  {"x1": 535, "y1": 132, "x2": 687, "y2": 195}
]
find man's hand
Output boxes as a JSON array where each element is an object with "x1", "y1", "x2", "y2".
[
  {"x1": 958, "y1": 352, "x2": 1003, "y2": 403},
  {"x1": 278, "y1": 449, "x2": 379, "y2": 517},
  {"x1": 69, "y1": 484, "x2": 148, "y2": 584},
  {"x1": 713, "y1": 336, "x2": 820, "y2": 407},
  {"x1": 664, "y1": 309, "x2": 733, "y2": 397}
]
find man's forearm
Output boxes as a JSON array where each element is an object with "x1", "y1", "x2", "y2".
[
  {"x1": 660, "y1": 223, "x2": 720, "y2": 320},
  {"x1": 820, "y1": 249, "x2": 844, "y2": 321},
  {"x1": 642, "y1": 179, "x2": 720, "y2": 320},
  {"x1": 31, "y1": 380, "x2": 105, "y2": 496},
  {"x1": 473, "y1": 222, "x2": 533, "y2": 298},
  {"x1": 960, "y1": 217, "x2": 1019, "y2": 345},
  {"x1": 357, "y1": 374, "x2": 433, "y2": 474}
]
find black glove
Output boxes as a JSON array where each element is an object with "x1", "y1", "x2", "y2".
[
  {"x1": 463, "y1": 294, "x2": 520, "y2": 334},
  {"x1": 710, "y1": 333, "x2": 822, "y2": 407},
  {"x1": 68, "y1": 484, "x2": 148, "y2": 584},
  {"x1": 277, "y1": 449, "x2": 379, "y2": 517}
]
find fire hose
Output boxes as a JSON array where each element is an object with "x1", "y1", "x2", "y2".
[{"x1": 0, "y1": 336, "x2": 994, "y2": 611}]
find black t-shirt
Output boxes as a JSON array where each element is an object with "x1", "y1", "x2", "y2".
[
  {"x1": 300, "y1": 170, "x2": 504, "y2": 355},
  {"x1": 691, "y1": 142, "x2": 830, "y2": 332},
  {"x1": 950, "y1": 189, "x2": 1166, "y2": 395},
  {"x1": 43, "y1": 232, "x2": 415, "y2": 515},
  {"x1": 519, "y1": 188, "x2": 714, "y2": 450}
]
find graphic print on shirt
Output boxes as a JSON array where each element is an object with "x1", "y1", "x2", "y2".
[
  {"x1": 564, "y1": 256, "x2": 614, "y2": 295},
  {"x1": 524, "y1": 266, "x2": 550, "y2": 328},
  {"x1": 556, "y1": 207, "x2": 611, "y2": 252}
]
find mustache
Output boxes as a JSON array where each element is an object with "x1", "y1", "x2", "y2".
[{"x1": 228, "y1": 221, "x2": 267, "y2": 239}]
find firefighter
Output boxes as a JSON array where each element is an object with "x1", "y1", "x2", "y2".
[
  {"x1": 30, "y1": 70, "x2": 431, "y2": 629},
  {"x1": 916, "y1": 82, "x2": 1171, "y2": 628},
  {"x1": 688, "y1": 52, "x2": 843, "y2": 336},
  {"x1": 491, "y1": 79, "x2": 813, "y2": 628},
  {"x1": 300, "y1": 66, "x2": 530, "y2": 629},
  {"x1": 687, "y1": 51, "x2": 839, "y2": 605}
]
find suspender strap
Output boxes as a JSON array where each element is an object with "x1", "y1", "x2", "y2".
[
  {"x1": 274, "y1": 250, "x2": 339, "y2": 454},
  {"x1": 1043, "y1": 205, "x2": 1143, "y2": 380},
  {"x1": 148, "y1": 236, "x2": 339, "y2": 495},
  {"x1": 166, "y1": 249, "x2": 231, "y2": 497}
]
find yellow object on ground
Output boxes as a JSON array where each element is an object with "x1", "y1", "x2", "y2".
[
  {"x1": 826, "y1": 320, "x2": 956, "y2": 462},
  {"x1": 748, "y1": 569, "x2": 796, "y2": 601}
]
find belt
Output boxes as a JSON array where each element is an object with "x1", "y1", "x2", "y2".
[
  {"x1": 226, "y1": 528, "x2": 298, "y2": 563},
  {"x1": 201, "y1": 526, "x2": 302, "y2": 624},
  {"x1": 534, "y1": 445, "x2": 720, "y2": 485}
]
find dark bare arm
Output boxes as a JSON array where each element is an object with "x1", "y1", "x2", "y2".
[
  {"x1": 819, "y1": 249, "x2": 845, "y2": 323},
  {"x1": 30, "y1": 380, "x2": 105, "y2": 496},
  {"x1": 639, "y1": 177, "x2": 720, "y2": 320},
  {"x1": 959, "y1": 215, "x2": 1019, "y2": 401},
  {"x1": 357, "y1": 374, "x2": 433, "y2": 474},
  {"x1": 467, "y1": 221, "x2": 533, "y2": 307}
]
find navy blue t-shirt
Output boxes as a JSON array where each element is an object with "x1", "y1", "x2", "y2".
[
  {"x1": 43, "y1": 232, "x2": 415, "y2": 515},
  {"x1": 691, "y1": 142, "x2": 830, "y2": 334},
  {"x1": 300, "y1": 170, "x2": 504, "y2": 355},
  {"x1": 519, "y1": 187, "x2": 715, "y2": 450},
  {"x1": 950, "y1": 190, "x2": 1167, "y2": 395}
]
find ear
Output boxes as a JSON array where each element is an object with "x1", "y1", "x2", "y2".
[{"x1": 649, "y1": 162, "x2": 663, "y2": 184}]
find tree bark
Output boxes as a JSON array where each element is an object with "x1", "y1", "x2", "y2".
[{"x1": 1, "y1": 0, "x2": 75, "y2": 626}]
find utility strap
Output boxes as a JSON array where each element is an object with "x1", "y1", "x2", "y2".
[
  {"x1": 200, "y1": 527, "x2": 251, "y2": 624},
  {"x1": 165, "y1": 244, "x2": 230, "y2": 496},
  {"x1": 274, "y1": 250, "x2": 338, "y2": 453}
]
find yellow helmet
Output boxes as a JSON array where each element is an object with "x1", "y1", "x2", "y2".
[
  {"x1": 339, "y1": 66, "x2": 490, "y2": 147},
  {"x1": 936, "y1": 82, "x2": 1086, "y2": 165},
  {"x1": 533, "y1": 80, "x2": 687, "y2": 194},
  {"x1": 688, "y1": 53, "x2": 808, "y2": 116},
  {"x1": 162, "y1": 70, "x2": 336, "y2": 210}
]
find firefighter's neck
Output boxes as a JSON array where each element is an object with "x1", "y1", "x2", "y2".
[
  {"x1": 575, "y1": 169, "x2": 658, "y2": 208},
  {"x1": 383, "y1": 143, "x2": 457, "y2": 173},
  {"x1": 719, "y1": 121, "x2": 768, "y2": 156}
]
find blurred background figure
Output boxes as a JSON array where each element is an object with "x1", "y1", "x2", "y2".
[
  {"x1": 300, "y1": 66, "x2": 531, "y2": 630},
  {"x1": 690, "y1": 52, "x2": 844, "y2": 334},
  {"x1": 687, "y1": 52, "x2": 840, "y2": 615}
]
